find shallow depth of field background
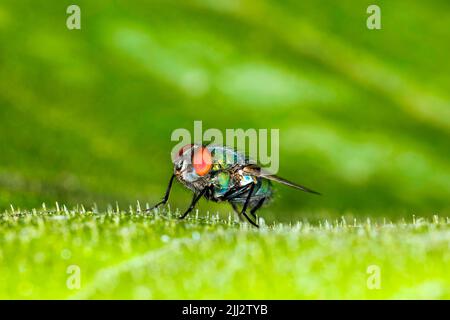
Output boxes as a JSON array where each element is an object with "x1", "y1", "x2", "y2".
[
  {"x1": 0, "y1": 0, "x2": 449, "y2": 300},
  {"x1": 0, "y1": 0, "x2": 449, "y2": 219}
]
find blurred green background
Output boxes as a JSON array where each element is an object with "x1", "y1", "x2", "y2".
[{"x1": 0, "y1": 0, "x2": 449, "y2": 221}]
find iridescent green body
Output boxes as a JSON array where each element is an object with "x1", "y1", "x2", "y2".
[
  {"x1": 210, "y1": 169, "x2": 272, "y2": 204},
  {"x1": 196, "y1": 145, "x2": 273, "y2": 205}
]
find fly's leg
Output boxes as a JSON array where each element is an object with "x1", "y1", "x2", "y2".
[
  {"x1": 146, "y1": 174, "x2": 175, "y2": 212},
  {"x1": 231, "y1": 203, "x2": 245, "y2": 222},
  {"x1": 249, "y1": 197, "x2": 266, "y2": 219},
  {"x1": 241, "y1": 183, "x2": 259, "y2": 228},
  {"x1": 179, "y1": 188, "x2": 207, "y2": 220}
]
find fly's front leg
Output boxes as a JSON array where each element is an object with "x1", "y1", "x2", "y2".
[
  {"x1": 146, "y1": 174, "x2": 175, "y2": 212},
  {"x1": 179, "y1": 188, "x2": 207, "y2": 220}
]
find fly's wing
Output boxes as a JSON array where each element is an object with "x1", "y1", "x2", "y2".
[{"x1": 242, "y1": 165, "x2": 321, "y2": 195}]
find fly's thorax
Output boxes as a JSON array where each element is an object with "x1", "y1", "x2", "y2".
[
  {"x1": 211, "y1": 171, "x2": 232, "y2": 198},
  {"x1": 209, "y1": 146, "x2": 248, "y2": 169}
]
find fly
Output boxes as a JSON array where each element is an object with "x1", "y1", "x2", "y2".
[{"x1": 148, "y1": 144, "x2": 320, "y2": 227}]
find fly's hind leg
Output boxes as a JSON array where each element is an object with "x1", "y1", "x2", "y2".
[
  {"x1": 240, "y1": 183, "x2": 259, "y2": 228},
  {"x1": 249, "y1": 197, "x2": 266, "y2": 219}
]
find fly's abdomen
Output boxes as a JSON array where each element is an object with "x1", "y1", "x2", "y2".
[
  {"x1": 209, "y1": 146, "x2": 246, "y2": 171},
  {"x1": 227, "y1": 177, "x2": 272, "y2": 205},
  {"x1": 254, "y1": 178, "x2": 272, "y2": 198}
]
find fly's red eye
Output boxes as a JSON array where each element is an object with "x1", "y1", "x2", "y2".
[
  {"x1": 178, "y1": 144, "x2": 194, "y2": 156},
  {"x1": 192, "y1": 146, "x2": 212, "y2": 176}
]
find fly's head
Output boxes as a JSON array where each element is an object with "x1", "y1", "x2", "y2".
[{"x1": 173, "y1": 144, "x2": 213, "y2": 185}]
